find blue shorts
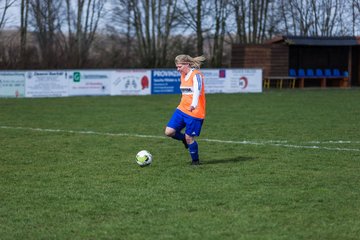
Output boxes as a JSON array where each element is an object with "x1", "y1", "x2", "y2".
[{"x1": 167, "y1": 109, "x2": 204, "y2": 137}]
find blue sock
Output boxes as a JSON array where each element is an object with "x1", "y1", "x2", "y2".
[
  {"x1": 172, "y1": 131, "x2": 185, "y2": 141},
  {"x1": 188, "y1": 141, "x2": 199, "y2": 161}
]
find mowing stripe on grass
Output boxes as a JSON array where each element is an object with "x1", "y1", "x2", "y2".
[{"x1": 1, "y1": 125, "x2": 360, "y2": 152}]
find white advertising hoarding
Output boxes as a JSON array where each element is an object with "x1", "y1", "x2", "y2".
[
  {"x1": 0, "y1": 71, "x2": 25, "y2": 97},
  {"x1": 202, "y1": 69, "x2": 227, "y2": 93},
  {"x1": 225, "y1": 68, "x2": 262, "y2": 93},
  {"x1": 68, "y1": 70, "x2": 111, "y2": 96},
  {"x1": 1, "y1": 68, "x2": 263, "y2": 98},
  {"x1": 202, "y1": 69, "x2": 262, "y2": 93},
  {"x1": 25, "y1": 71, "x2": 68, "y2": 97},
  {"x1": 111, "y1": 70, "x2": 151, "y2": 95}
]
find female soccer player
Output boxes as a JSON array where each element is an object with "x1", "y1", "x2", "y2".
[{"x1": 165, "y1": 54, "x2": 206, "y2": 165}]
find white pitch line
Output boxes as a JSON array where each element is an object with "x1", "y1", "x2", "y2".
[
  {"x1": 201, "y1": 139, "x2": 360, "y2": 152},
  {"x1": 1, "y1": 125, "x2": 360, "y2": 152},
  {"x1": 307, "y1": 140, "x2": 360, "y2": 144},
  {"x1": 0, "y1": 125, "x2": 167, "y2": 139}
]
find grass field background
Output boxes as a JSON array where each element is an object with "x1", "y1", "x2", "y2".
[{"x1": 1, "y1": 89, "x2": 360, "y2": 239}]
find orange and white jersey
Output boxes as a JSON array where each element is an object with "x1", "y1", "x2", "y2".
[{"x1": 177, "y1": 69, "x2": 206, "y2": 119}]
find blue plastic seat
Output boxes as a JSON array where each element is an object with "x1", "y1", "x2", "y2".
[
  {"x1": 306, "y1": 69, "x2": 314, "y2": 77},
  {"x1": 324, "y1": 69, "x2": 332, "y2": 77},
  {"x1": 315, "y1": 69, "x2": 323, "y2": 77},
  {"x1": 289, "y1": 68, "x2": 296, "y2": 76},
  {"x1": 298, "y1": 69, "x2": 305, "y2": 77},
  {"x1": 343, "y1": 71, "x2": 349, "y2": 77},
  {"x1": 333, "y1": 69, "x2": 340, "y2": 77}
]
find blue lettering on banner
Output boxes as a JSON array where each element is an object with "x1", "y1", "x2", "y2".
[{"x1": 151, "y1": 70, "x2": 181, "y2": 94}]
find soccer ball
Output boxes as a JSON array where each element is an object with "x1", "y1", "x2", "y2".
[{"x1": 136, "y1": 150, "x2": 152, "y2": 167}]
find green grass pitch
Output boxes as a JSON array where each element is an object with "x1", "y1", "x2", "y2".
[{"x1": 1, "y1": 89, "x2": 360, "y2": 239}]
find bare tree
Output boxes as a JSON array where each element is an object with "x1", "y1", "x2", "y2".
[
  {"x1": 309, "y1": 0, "x2": 343, "y2": 36},
  {"x1": 3, "y1": 0, "x2": 360, "y2": 69},
  {"x1": 350, "y1": 0, "x2": 360, "y2": 35},
  {"x1": 278, "y1": 0, "x2": 314, "y2": 35},
  {"x1": 230, "y1": 0, "x2": 272, "y2": 43},
  {"x1": 0, "y1": 0, "x2": 16, "y2": 32},
  {"x1": 113, "y1": 0, "x2": 179, "y2": 67},
  {"x1": 195, "y1": 0, "x2": 204, "y2": 56},
  {"x1": 0, "y1": 33, "x2": 21, "y2": 68},
  {"x1": 178, "y1": 0, "x2": 213, "y2": 56},
  {"x1": 277, "y1": 0, "x2": 349, "y2": 36},
  {"x1": 109, "y1": 0, "x2": 134, "y2": 67},
  {"x1": 20, "y1": 0, "x2": 30, "y2": 68},
  {"x1": 208, "y1": 0, "x2": 230, "y2": 67},
  {"x1": 28, "y1": 0, "x2": 64, "y2": 68},
  {"x1": 265, "y1": 1, "x2": 282, "y2": 38},
  {"x1": 156, "y1": 0, "x2": 180, "y2": 66},
  {"x1": 63, "y1": 0, "x2": 107, "y2": 68}
]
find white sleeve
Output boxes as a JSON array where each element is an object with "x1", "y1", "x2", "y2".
[{"x1": 191, "y1": 73, "x2": 202, "y2": 108}]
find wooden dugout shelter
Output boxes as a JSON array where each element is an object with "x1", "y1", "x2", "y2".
[{"x1": 231, "y1": 35, "x2": 360, "y2": 88}]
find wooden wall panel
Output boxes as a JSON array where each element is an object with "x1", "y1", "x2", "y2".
[{"x1": 231, "y1": 44, "x2": 289, "y2": 78}]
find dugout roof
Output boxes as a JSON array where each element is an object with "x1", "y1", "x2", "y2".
[
  {"x1": 266, "y1": 35, "x2": 360, "y2": 46},
  {"x1": 232, "y1": 35, "x2": 360, "y2": 87}
]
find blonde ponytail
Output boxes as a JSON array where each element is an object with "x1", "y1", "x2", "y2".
[{"x1": 175, "y1": 55, "x2": 206, "y2": 69}]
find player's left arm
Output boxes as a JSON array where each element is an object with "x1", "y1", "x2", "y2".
[{"x1": 189, "y1": 73, "x2": 202, "y2": 112}]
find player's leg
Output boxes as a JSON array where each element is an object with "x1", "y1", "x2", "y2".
[
  {"x1": 185, "y1": 134, "x2": 200, "y2": 165},
  {"x1": 184, "y1": 117, "x2": 204, "y2": 165},
  {"x1": 165, "y1": 109, "x2": 188, "y2": 148}
]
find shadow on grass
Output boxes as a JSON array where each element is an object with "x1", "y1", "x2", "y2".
[{"x1": 203, "y1": 156, "x2": 254, "y2": 165}]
